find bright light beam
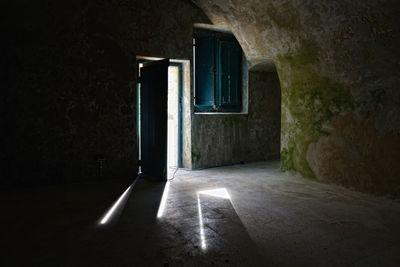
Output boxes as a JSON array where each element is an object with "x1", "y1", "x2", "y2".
[
  {"x1": 198, "y1": 188, "x2": 231, "y2": 199},
  {"x1": 157, "y1": 181, "x2": 171, "y2": 218},
  {"x1": 196, "y1": 188, "x2": 232, "y2": 250},
  {"x1": 99, "y1": 182, "x2": 135, "y2": 225},
  {"x1": 197, "y1": 193, "x2": 206, "y2": 250}
]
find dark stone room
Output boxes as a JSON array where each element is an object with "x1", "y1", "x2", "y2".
[{"x1": 1, "y1": 0, "x2": 400, "y2": 266}]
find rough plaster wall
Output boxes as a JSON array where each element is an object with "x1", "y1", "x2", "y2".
[
  {"x1": 248, "y1": 66, "x2": 281, "y2": 161},
  {"x1": 182, "y1": 61, "x2": 193, "y2": 169},
  {"x1": 193, "y1": 0, "x2": 400, "y2": 195},
  {"x1": 191, "y1": 64, "x2": 281, "y2": 169},
  {"x1": 1, "y1": 0, "x2": 208, "y2": 185}
]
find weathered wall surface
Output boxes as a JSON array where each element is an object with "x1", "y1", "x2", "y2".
[
  {"x1": 1, "y1": 0, "x2": 208, "y2": 185},
  {"x1": 193, "y1": 0, "x2": 400, "y2": 195},
  {"x1": 192, "y1": 63, "x2": 281, "y2": 169}
]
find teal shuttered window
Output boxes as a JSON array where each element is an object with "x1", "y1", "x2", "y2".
[{"x1": 194, "y1": 31, "x2": 242, "y2": 112}]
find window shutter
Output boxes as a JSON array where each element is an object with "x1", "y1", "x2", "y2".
[
  {"x1": 194, "y1": 34, "x2": 215, "y2": 111},
  {"x1": 217, "y1": 37, "x2": 241, "y2": 112}
]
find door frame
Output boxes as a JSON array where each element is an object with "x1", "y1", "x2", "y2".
[{"x1": 137, "y1": 58, "x2": 183, "y2": 171}]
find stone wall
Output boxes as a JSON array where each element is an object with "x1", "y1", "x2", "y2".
[
  {"x1": 191, "y1": 62, "x2": 281, "y2": 168},
  {"x1": 193, "y1": 0, "x2": 400, "y2": 195},
  {"x1": 4, "y1": 0, "x2": 399, "y2": 195},
  {"x1": 1, "y1": 0, "x2": 208, "y2": 185}
]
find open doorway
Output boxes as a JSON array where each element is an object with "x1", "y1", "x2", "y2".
[
  {"x1": 137, "y1": 58, "x2": 183, "y2": 180},
  {"x1": 167, "y1": 63, "x2": 183, "y2": 178}
]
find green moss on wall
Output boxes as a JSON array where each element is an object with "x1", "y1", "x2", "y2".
[
  {"x1": 277, "y1": 40, "x2": 355, "y2": 178},
  {"x1": 280, "y1": 147, "x2": 294, "y2": 171},
  {"x1": 277, "y1": 39, "x2": 389, "y2": 180}
]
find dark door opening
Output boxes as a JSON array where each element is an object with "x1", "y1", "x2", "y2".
[{"x1": 137, "y1": 58, "x2": 183, "y2": 181}]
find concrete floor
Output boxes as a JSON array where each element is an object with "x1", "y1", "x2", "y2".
[{"x1": 2, "y1": 161, "x2": 400, "y2": 266}]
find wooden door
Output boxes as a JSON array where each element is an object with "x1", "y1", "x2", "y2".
[{"x1": 140, "y1": 59, "x2": 169, "y2": 181}]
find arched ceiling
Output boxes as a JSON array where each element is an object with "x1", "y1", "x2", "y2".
[{"x1": 192, "y1": 0, "x2": 400, "y2": 85}]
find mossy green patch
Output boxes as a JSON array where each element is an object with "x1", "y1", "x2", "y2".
[
  {"x1": 277, "y1": 40, "x2": 355, "y2": 178},
  {"x1": 280, "y1": 147, "x2": 294, "y2": 171}
]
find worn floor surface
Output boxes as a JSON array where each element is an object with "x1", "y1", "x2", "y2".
[{"x1": 2, "y1": 161, "x2": 400, "y2": 266}]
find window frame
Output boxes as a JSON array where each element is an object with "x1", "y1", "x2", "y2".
[{"x1": 194, "y1": 30, "x2": 242, "y2": 113}]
